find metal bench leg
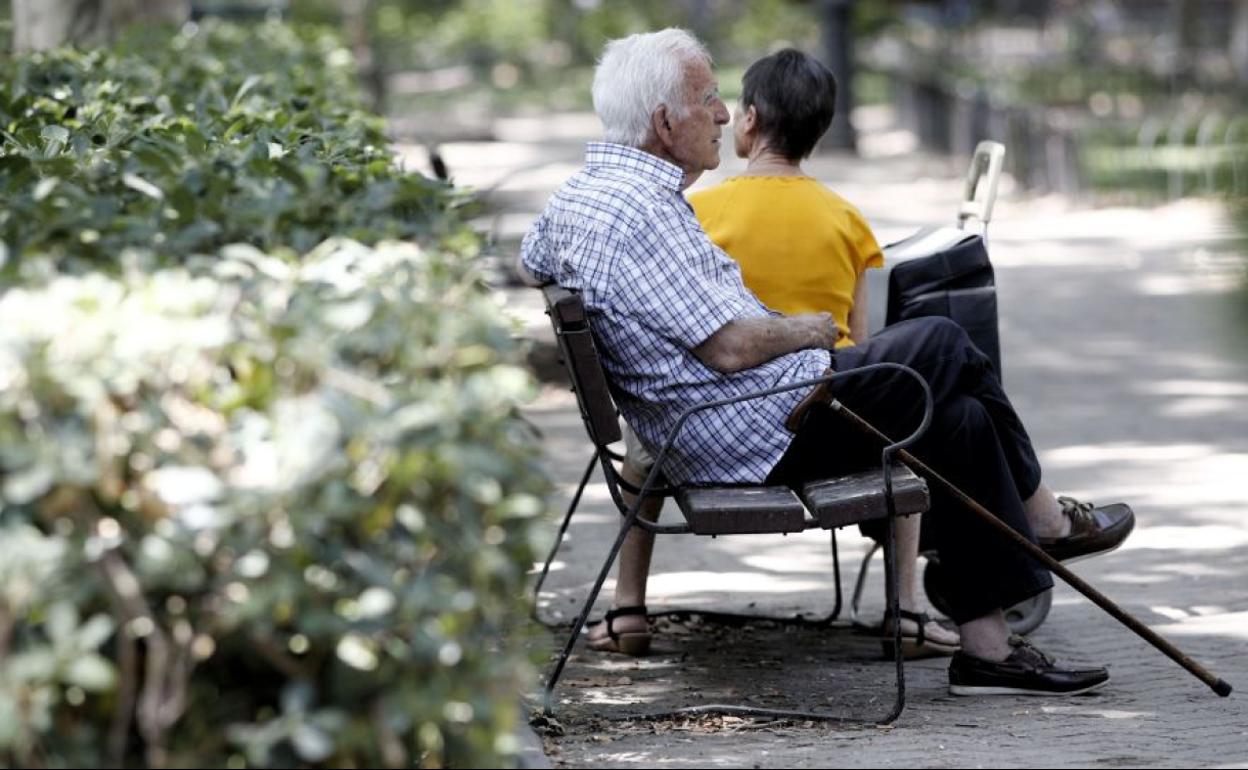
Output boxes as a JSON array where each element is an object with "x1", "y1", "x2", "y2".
[
  {"x1": 816, "y1": 529, "x2": 844, "y2": 624},
  {"x1": 881, "y1": 512, "x2": 906, "y2": 724},
  {"x1": 532, "y1": 450, "x2": 598, "y2": 621},
  {"x1": 851, "y1": 541, "x2": 881, "y2": 627}
]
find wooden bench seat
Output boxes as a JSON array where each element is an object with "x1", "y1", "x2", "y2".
[{"x1": 675, "y1": 467, "x2": 929, "y2": 535}]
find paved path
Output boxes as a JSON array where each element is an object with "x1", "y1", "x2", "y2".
[{"x1": 401, "y1": 107, "x2": 1248, "y2": 768}]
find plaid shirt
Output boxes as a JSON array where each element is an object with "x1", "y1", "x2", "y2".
[{"x1": 522, "y1": 142, "x2": 831, "y2": 484}]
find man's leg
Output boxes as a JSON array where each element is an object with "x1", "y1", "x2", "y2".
[
  {"x1": 794, "y1": 394, "x2": 1106, "y2": 693},
  {"x1": 816, "y1": 319, "x2": 1053, "y2": 618},
  {"x1": 911, "y1": 396, "x2": 1054, "y2": 626},
  {"x1": 1022, "y1": 481, "x2": 1069, "y2": 538},
  {"x1": 958, "y1": 610, "x2": 1014, "y2": 662},
  {"x1": 910, "y1": 319, "x2": 1134, "y2": 558},
  {"x1": 771, "y1": 391, "x2": 1051, "y2": 643},
  {"x1": 837, "y1": 316, "x2": 1131, "y2": 561},
  {"x1": 776, "y1": 322, "x2": 1111, "y2": 692}
]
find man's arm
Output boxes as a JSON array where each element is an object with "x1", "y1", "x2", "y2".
[{"x1": 693, "y1": 313, "x2": 839, "y2": 374}]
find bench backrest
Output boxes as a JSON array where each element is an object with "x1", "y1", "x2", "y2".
[{"x1": 541, "y1": 285, "x2": 623, "y2": 448}]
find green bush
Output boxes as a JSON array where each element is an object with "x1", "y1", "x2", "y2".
[
  {"x1": 0, "y1": 20, "x2": 471, "y2": 275},
  {"x1": 0, "y1": 20, "x2": 549, "y2": 770},
  {"x1": 0, "y1": 239, "x2": 548, "y2": 768}
]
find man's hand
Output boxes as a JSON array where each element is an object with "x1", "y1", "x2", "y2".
[
  {"x1": 693, "y1": 313, "x2": 838, "y2": 374},
  {"x1": 793, "y1": 312, "x2": 841, "y2": 351}
]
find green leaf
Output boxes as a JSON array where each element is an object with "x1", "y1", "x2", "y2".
[
  {"x1": 75, "y1": 614, "x2": 115, "y2": 651},
  {"x1": 7, "y1": 649, "x2": 58, "y2": 682},
  {"x1": 40, "y1": 125, "x2": 69, "y2": 156},
  {"x1": 290, "y1": 724, "x2": 334, "y2": 763},
  {"x1": 64, "y1": 654, "x2": 118, "y2": 692},
  {"x1": 2, "y1": 464, "x2": 54, "y2": 504},
  {"x1": 272, "y1": 159, "x2": 307, "y2": 190},
  {"x1": 33, "y1": 176, "x2": 59, "y2": 201},
  {"x1": 183, "y1": 126, "x2": 207, "y2": 155},
  {"x1": 223, "y1": 117, "x2": 247, "y2": 140},
  {"x1": 45, "y1": 602, "x2": 78, "y2": 648},
  {"x1": 231, "y1": 74, "x2": 264, "y2": 108},
  {"x1": 122, "y1": 173, "x2": 164, "y2": 200},
  {"x1": 133, "y1": 145, "x2": 178, "y2": 176}
]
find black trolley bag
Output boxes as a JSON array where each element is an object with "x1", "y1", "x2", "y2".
[
  {"x1": 881, "y1": 227, "x2": 1000, "y2": 373},
  {"x1": 865, "y1": 141, "x2": 1006, "y2": 374}
]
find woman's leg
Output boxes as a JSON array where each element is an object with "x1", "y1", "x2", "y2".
[{"x1": 892, "y1": 512, "x2": 960, "y2": 646}]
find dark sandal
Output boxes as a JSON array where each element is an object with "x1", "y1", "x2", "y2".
[
  {"x1": 881, "y1": 609, "x2": 960, "y2": 661},
  {"x1": 587, "y1": 605, "x2": 651, "y2": 656}
]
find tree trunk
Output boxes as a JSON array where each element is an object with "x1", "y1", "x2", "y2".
[
  {"x1": 1232, "y1": 0, "x2": 1248, "y2": 83},
  {"x1": 819, "y1": 0, "x2": 857, "y2": 153},
  {"x1": 1169, "y1": 0, "x2": 1198, "y2": 84},
  {"x1": 342, "y1": 0, "x2": 384, "y2": 112},
  {"x1": 13, "y1": 0, "x2": 102, "y2": 52},
  {"x1": 12, "y1": 0, "x2": 189, "y2": 53},
  {"x1": 111, "y1": 0, "x2": 191, "y2": 28}
]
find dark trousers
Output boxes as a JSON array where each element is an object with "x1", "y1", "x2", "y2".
[{"x1": 766, "y1": 316, "x2": 1053, "y2": 623}]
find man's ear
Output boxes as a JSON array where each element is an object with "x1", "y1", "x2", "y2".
[{"x1": 651, "y1": 104, "x2": 675, "y2": 147}]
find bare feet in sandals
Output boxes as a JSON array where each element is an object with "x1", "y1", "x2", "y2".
[
  {"x1": 586, "y1": 605, "x2": 651, "y2": 656},
  {"x1": 882, "y1": 608, "x2": 961, "y2": 660}
]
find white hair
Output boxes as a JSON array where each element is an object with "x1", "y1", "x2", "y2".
[{"x1": 591, "y1": 28, "x2": 712, "y2": 148}]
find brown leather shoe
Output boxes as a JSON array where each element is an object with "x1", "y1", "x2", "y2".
[{"x1": 1038, "y1": 497, "x2": 1135, "y2": 563}]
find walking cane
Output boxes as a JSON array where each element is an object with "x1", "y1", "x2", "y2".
[{"x1": 830, "y1": 400, "x2": 1234, "y2": 698}]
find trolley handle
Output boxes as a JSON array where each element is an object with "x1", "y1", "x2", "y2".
[{"x1": 958, "y1": 141, "x2": 1006, "y2": 231}]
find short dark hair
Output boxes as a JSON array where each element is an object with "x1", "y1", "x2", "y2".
[{"x1": 741, "y1": 49, "x2": 838, "y2": 161}]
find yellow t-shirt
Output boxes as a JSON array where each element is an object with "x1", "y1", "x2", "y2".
[{"x1": 688, "y1": 176, "x2": 883, "y2": 348}]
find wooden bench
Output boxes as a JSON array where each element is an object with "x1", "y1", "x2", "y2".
[{"x1": 536, "y1": 284, "x2": 934, "y2": 724}]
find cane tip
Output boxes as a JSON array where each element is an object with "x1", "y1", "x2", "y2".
[{"x1": 1212, "y1": 679, "x2": 1233, "y2": 697}]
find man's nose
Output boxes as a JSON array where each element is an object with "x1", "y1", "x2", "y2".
[{"x1": 714, "y1": 99, "x2": 730, "y2": 124}]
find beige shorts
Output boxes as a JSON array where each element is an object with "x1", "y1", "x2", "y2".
[{"x1": 621, "y1": 422, "x2": 655, "y2": 473}]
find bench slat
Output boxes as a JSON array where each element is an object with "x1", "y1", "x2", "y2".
[
  {"x1": 676, "y1": 486, "x2": 806, "y2": 535},
  {"x1": 801, "y1": 466, "x2": 929, "y2": 529}
]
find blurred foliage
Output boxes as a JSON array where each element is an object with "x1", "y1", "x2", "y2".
[
  {"x1": 0, "y1": 17, "x2": 549, "y2": 770},
  {"x1": 870, "y1": 4, "x2": 1248, "y2": 204},
  {"x1": 0, "y1": 19, "x2": 471, "y2": 275},
  {"x1": 0, "y1": 240, "x2": 548, "y2": 768},
  {"x1": 1234, "y1": 147, "x2": 1248, "y2": 312},
  {"x1": 322, "y1": 0, "x2": 830, "y2": 71},
  {"x1": 290, "y1": 0, "x2": 902, "y2": 116},
  {"x1": 1080, "y1": 114, "x2": 1248, "y2": 203}
]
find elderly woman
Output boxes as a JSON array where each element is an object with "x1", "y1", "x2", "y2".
[{"x1": 696, "y1": 49, "x2": 959, "y2": 656}]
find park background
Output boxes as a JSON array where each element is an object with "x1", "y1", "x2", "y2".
[{"x1": 0, "y1": 1, "x2": 1245, "y2": 768}]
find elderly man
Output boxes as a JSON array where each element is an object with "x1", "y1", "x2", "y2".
[{"x1": 520, "y1": 28, "x2": 1134, "y2": 696}]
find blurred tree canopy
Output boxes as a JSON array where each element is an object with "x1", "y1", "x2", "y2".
[{"x1": 289, "y1": 0, "x2": 886, "y2": 76}]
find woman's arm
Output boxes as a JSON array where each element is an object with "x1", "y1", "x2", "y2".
[{"x1": 847, "y1": 270, "x2": 869, "y2": 345}]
